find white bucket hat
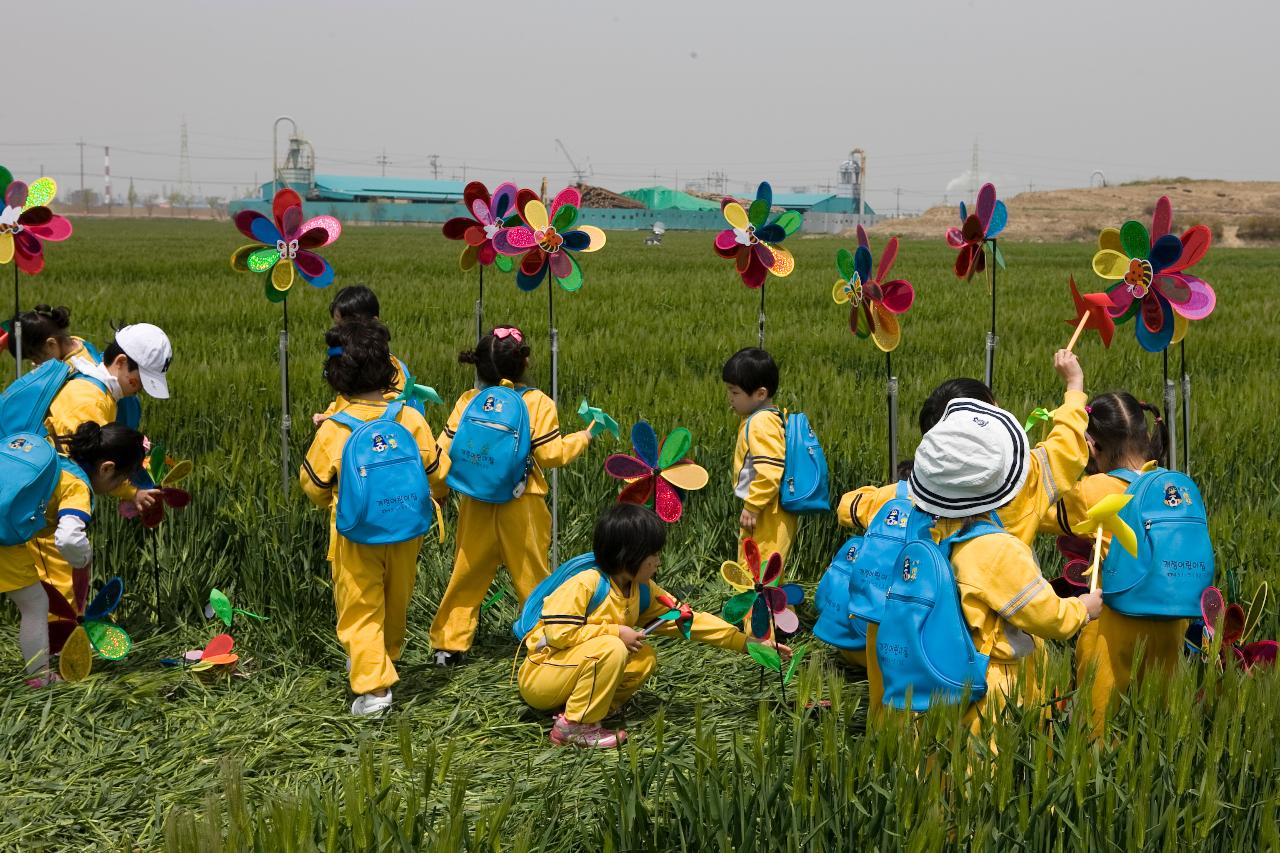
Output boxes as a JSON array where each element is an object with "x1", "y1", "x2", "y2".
[
  {"x1": 115, "y1": 323, "x2": 172, "y2": 399},
  {"x1": 909, "y1": 398, "x2": 1029, "y2": 518}
]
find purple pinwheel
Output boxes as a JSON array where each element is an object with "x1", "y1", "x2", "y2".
[{"x1": 231, "y1": 189, "x2": 341, "y2": 303}]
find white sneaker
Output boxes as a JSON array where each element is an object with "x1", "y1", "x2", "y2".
[{"x1": 350, "y1": 690, "x2": 393, "y2": 716}]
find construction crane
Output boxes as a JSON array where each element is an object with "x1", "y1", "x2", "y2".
[{"x1": 555, "y1": 139, "x2": 590, "y2": 185}]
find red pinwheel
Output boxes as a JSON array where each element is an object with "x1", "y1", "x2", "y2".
[
  {"x1": 604, "y1": 421, "x2": 709, "y2": 523},
  {"x1": 713, "y1": 182, "x2": 800, "y2": 288},
  {"x1": 945, "y1": 182, "x2": 1007, "y2": 280},
  {"x1": 832, "y1": 225, "x2": 915, "y2": 352},
  {"x1": 231, "y1": 188, "x2": 341, "y2": 303},
  {"x1": 1065, "y1": 276, "x2": 1116, "y2": 350},
  {"x1": 720, "y1": 540, "x2": 804, "y2": 640},
  {"x1": 1091, "y1": 196, "x2": 1216, "y2": 352},
  {"x1": 442, "y1": 181, "x2": 520, "y2": 272},
  {"x1": 640, "y1": 594, "x2": 694, "y2": 639},
  {"x1": 1050, "y1": 535, "x2": 1094, "y2": 599},
  {"x1": 0, "y1": 166, "x2": 72, "y2": 274},
  {"x1": 494, "y1": 186, "x2": 606, "y2": 292}
]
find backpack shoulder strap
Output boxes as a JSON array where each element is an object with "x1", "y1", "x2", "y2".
[
  {"x1": 894, "y1": 479, "x2": 909, "y2": 500},
  {"x1": 946, "y1": 518, "x2": 1005, "y2": 548},
  {"x1": 586, "y1": 570, "x2": 611, "y2": 616},
  {"x1": 639, "y1": 582, "x2": 652, "y2": 615},
  {"x1": 382, "y1": 401, "x2": 404, "y2": 422},
  {"x1": 1108, "y1": 468, "x2": 1140, "y2": 485},
  {"x1": 328, "y1": 410, "x2": 362, "y2": 432}
]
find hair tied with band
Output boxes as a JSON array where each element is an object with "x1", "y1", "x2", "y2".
[
  {"x1": 327, "y1": 346, "x2": 343, "y2": 357},
  {"x1": 493, "y1": 327, "x2": 523, "y2": 343}
]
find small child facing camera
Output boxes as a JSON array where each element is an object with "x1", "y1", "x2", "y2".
[{"x1": 518, "y1": 504, "x2": 788, "y2": 748}]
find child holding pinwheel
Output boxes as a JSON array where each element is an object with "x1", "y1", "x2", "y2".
[
  {"x1": 430, "y1": 326, "x2": 600, "y2": 666},
  {"x1": 299, "y1": 319, "x2": 450, "y2": 716},
  {"x1": 1049, "y1": 392, "x2": 1191, "y2": 734},
  {"x1": 6, "y1": 304, "x2": 99, "y2": 368},
  {"x1": 1, "y1": 422, "x2": 144, "y2": 687},
  {"x1": 518, "y1": 504, "x2": 787, "y2": 748},
  {"x1": 312, "y1": 285, "x2": 424, "y2": 424},
  {"x1": 34, "y1": 323, "x2": 172, "y2": 605},
  {"x1": 722, "y1": 348, "x2": 797, "y2": 565}
]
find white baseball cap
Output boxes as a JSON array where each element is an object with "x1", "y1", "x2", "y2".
[
  {"x1": 909, "y1": 398, "x2": 1029, "y2": 518},
  {"x1": 116, "y1": 323, "x2": 172, "y2": 399}
]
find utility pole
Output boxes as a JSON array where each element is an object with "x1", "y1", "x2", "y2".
[
  {"x1": 77, "y1": 138, "x2": 86, "y2": 211},
  {"x1": 376, "y1": 149, "x2": 390, "y2": 177},
  {"x1": 896, "y1": 186, "x2": 901, "y2": 218},
  {"x1": 970, "y1": 140, "x2": 980, "y2": 199},
  {"x1": 429, "y1": 154, "x2": 439, "y2": 180},
  {"x1": 104, "y1": 146, "x2": 112, "y2": 215}
]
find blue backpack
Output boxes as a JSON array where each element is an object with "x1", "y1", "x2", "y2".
[
  {"x1": 0, "y1": 432, "x2": 61, "y2": 546},
  {"x1": 847, "y1": 481, "x2": 914, "y2": 629},
  {"x1": 0, "y1": 359, "x2": 76, "y2": 436},
  {"x1": 878, "y1": 510, "x2": 996, "y2": 712},
  {"x1": 329, "y1": 402, "x2": 433, "y2": 545},
  {"x1": 813, "y1": 534, "x2": 867, "y2": 650},
  {"x1": 746, "y1": 408, "x2": 830, "y2": 514},
  {"x1": 1101, "y1": 468, "x2": 1213, "y2": 619},
  {"x1": 446, "y1": 385, "x2": 534, "y2": 504},
  {"x1": 513, "y1": 551, "x2": 651, "y2": 641}
]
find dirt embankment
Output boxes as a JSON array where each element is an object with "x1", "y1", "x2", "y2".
[{"x1": 867, "y1": 180, "x2": 1280, "y2": 246}]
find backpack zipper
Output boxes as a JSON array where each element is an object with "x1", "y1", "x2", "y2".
[{"x1": 357, "y1": 457, "x2": 406, "y2": 478}]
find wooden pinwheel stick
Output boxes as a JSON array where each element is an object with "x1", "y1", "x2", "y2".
[
  {"x1": 1162, "y1": 347, "x2": 1178, "y2": 472},
  {"x1": 548, "y1": 284, "x2": 560, "y2": 570},
  {"x1": 984, "y1": 238, "x2": 998, "y2": 394},
  {"x1": 1065, "y1": 312, "x2": 1092, "y2": 353},
  {"x1": 278, "y1": 297, "x2": 292, "y2": 498},
  {"x1": 1088, "y1": 524, "x2": 1104, "y2": 594},
  {"x1": 12, "y1": 264, "x2": 22, "y2": 379},
  {"x1": 886, "y1": 351, "x2": 899, "y2": 484}
]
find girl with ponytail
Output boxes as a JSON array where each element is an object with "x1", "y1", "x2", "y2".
[{"x1": 7, "y1": 304, "x2": 99, "y2": 368}]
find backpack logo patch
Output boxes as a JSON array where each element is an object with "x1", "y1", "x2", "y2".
[
  {"x1": 845, "y1": 542, "x2": 859, "y2": 561},
  {"x1": 1163, "y1": 485, "x2": 1182, "y2": 507},
  {"x1": 902, "y1": 556, "x2": 919, "y2": 582},
  {"x1": 482, "y1": 395, "x2": 504, "y2": 413},
  {"x1": 885, "y1": 507, "x2": 907, "y2": 527},
  {"x1": 8, "y1": 437, "x2": 31, "y2": 452},
  {"x1": 371, "y1": 433, "x2": 392, "y2": 453}
]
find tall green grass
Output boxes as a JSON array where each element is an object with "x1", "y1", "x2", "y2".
[{"x1": 0, "y1": 220, "x2": 1276, "y2": 850}]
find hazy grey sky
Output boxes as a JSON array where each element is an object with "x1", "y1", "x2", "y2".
[{"x1": 6, "y1": 0, "x2": 1276, "y2": 212}]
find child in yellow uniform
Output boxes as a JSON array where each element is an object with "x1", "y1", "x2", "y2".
[
  {"x1": 6, "y1": 304, "x2": 97, "y2": 368},
  {"x1": 722, "y1": 348, "x2": 797, "y2": 564},
  {"x1": 300, "y1": 319, "x2": 451, "y2": 716},
  {"x1": 907, "y1": 398, "x2": 1101, "y2": 729},
  {"x1": 431, "y1": 326, "x2": 596, "y2": 665},
  {"x1": 1, "y1": 422, "x2": 144, "y2": 687},
  {"x1": 830, "y1": 351, "x2": 1087, "y2": 701},
  {"x1": 1050, "y1": 392, "x2": 1182, "y2": 733},
  {"x1": 311, "y1": 285, "x2": 418, "y2": 425},
  {"x1": 519, "y1": 504, "x2": 789, "y2": 748},
  {"x1": 36, "y1": 323, "x2": 171, "y2": 603}
]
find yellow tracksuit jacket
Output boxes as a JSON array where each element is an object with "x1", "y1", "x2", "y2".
[
  {"x1": 733, "y1": 407, "x2": 797, "y2": 565},
  {"x1": 519, "y1": 568, "x2": 748, "y2": 723},
  {"x1": 430, "y1": 381, "x2": 591, "y2": 653},
  {"x1": 934, "y1": 516, "x2": 1090, "y2": 729},
  {"x1": 1051, "y1": 463, "x2": 1185, "y2": 733},
  {"x1": 61, "y1": 337, "x2": 95, "y2": 365},
  {"x1": 4, "y1": 469, "x2": 92, "y2": 596},
  {"x1": 300, "y1": 398, "x2": 450, "y2": 695}
]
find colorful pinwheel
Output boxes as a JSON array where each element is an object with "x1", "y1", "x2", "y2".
[
  {"x1": 577, "y1": 398, "x2": 620, "y2": 439},
  {"x1": 604, "y1": 421, "x2": 709, "y2": 523},
  {"x1": 120, "y1": 443, "x2": 191, "y2": 528},
  {"x1": 1049, "y1": 535, "x2": 1094, "y2": 599},
  {"x1": 494, "y1": 186, "x2": 606, "y2": 292},
  {"x1": 231, "y1": 188, "x2": 341, "y2": 303},
  {"x1": 442, "y1": 181, "x2": 519, "y2": 272},
  {"x1": 44, "y1": 573, "x2": 132, "y2": 682},
  {"x1": 832, "y1": 225, "x2": 915, "y2": 352},
  {"x1": 720, "y1": 540, "x2": 804, "y2": 640},
  {"x1": 1196, "y1": 585, "x2": 1276, "y2": 672},
  {"x1": 640, "y1": 594, "x2": 694, "y2": 639},
  {"x1": 945, "y1": 182, "x2": 1007, "y2": 281},
  {"x1": 183, "y1": 633, "x2": 240, "y2": 672},
  {"x1": 205, "y1": 588, "x2": 267, "y2": 627},
  {"x1": 1091, "y1": 197, "x2": 1216, "y2": 352},
  {"x1": 713, "y1": 182, "x2": 801, "y2": 288},
  {"x1": 0, "y1": 166, "x2": 72, "y2": 274}
]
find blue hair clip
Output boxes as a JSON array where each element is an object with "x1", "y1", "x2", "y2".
[{"x1": 327, "y1": 346, "x2": 343, "y2": 357}]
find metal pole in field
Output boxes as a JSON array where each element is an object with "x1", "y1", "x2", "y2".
[
  {"x1": 104, "y1": 146, "x2": 112, "y2": 216},
  {"x1": 984, "y1": 238, "x2": 997, "y2": 393},
  {"x1": 12, "y1": 264, "x2": 22, "y2": 378},
  {"x1": 548, "y1": 284, "x2": 560, "y2": 569},
  {"x1": 1162, "y1": 347, "x2": 1178, "y2": 472},
  {"x1": 476, "y1": 265, "x2": 484, "y2": 344},
  {"x1": 1180, "y1": 342, "x2": 1191, "y2": 474},
  {"x1": 279, "y1": 298, "x2": 292, "y2": 497},
  {"x1": 758, "y1": 282, "x2": 766, "y2": 349},
  {"x1": 886, "y1": 351, "x2": 898, "y2": 484}
]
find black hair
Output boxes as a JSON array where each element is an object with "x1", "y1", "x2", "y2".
[
  {"x1": 593, "y1": 503, "x2": 667, "y2": 577},
  {"x1": 323, "y1": 319, "x2": 396, "y2": 396},
  {"x1": 459, "y1": 326, "x2": 530, "y2": 386},
  {"x1": 329, "y1": 285, "x2": 380, "y2": 322},
  {"x1": 1085, "y1": 391, "x2": 1168, "y2": 472},
  {"x1": 721, "y1": 348, "x2": 778, "y2": 397},
  {"x1": 8, "y1": 304, "x2": 73, "y2": 358},
  {"x1": 102, "y1": 341, "x2": 140, "y2": 373},
  {"x1": 59, "y1": 422, "x2": 145, "y2": 478},
  {"x1": 895, "y1": 459, "x2": 914, "y2": 482},
  {"x1": 918, "y1": 378, "x2": 996, "y2": 434}
]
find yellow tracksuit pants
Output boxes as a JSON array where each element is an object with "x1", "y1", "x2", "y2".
[
  {"x1": 30, "y1": 535, "x2": 73, "y2": 609},
  {"x1": 1075, "y1": 607, "x2": 1187, "y2": 734},
  {"x1": 838, "y1": 622, "x2": 885, "y2": 712},
  {"x1": 739, "y1": 505, "x2": 798, "y2": 565},
  {"x1": 519, "y1": 635, "x2": 657, "y2": 724},
  {"x1": 963, "y1": 652, "x2": 1044, "y2": 736},
  {"x1": 332, "y1": 534, "x2": 422, "y2": 695},
  {"x1": 430, "y1": 494, "x2": 551, "y2": 653}
]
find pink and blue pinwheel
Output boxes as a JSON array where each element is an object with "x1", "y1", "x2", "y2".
[
  {"x1": 0, "y1": 166, "x2": 72, "y2": 275},
  {"x1": 713, "y1": 182, "x2": 801, "y2": 288},
  {"x1": 1091, "y1": 196, "x2": 1216, "y2": 353},
  {"x1": 442, "y1": 181, "x2": 519, "y2": 273},
  {"x1": 231, "y1": 188, "x2": 341, "y2": 303},
  {"x1": 720, "y1": 540, "x2": 804, "y2": 640},
  {"x1": 604, "y1": 421, "x2": 709, "y2": 523},
  {"x1": 945, "y1": 182, "x2": 1007, "y2": 281},
  {"x1": 832, "y1": 225, "x2": 916, "y2": 352},
  {"x1": 494, "y1": 187, "x2": 606, "y2": 292}
]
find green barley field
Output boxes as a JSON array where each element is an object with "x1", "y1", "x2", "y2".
[{"x1": 1, "y1": 218, "x2": 1278, "y2": 851}]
